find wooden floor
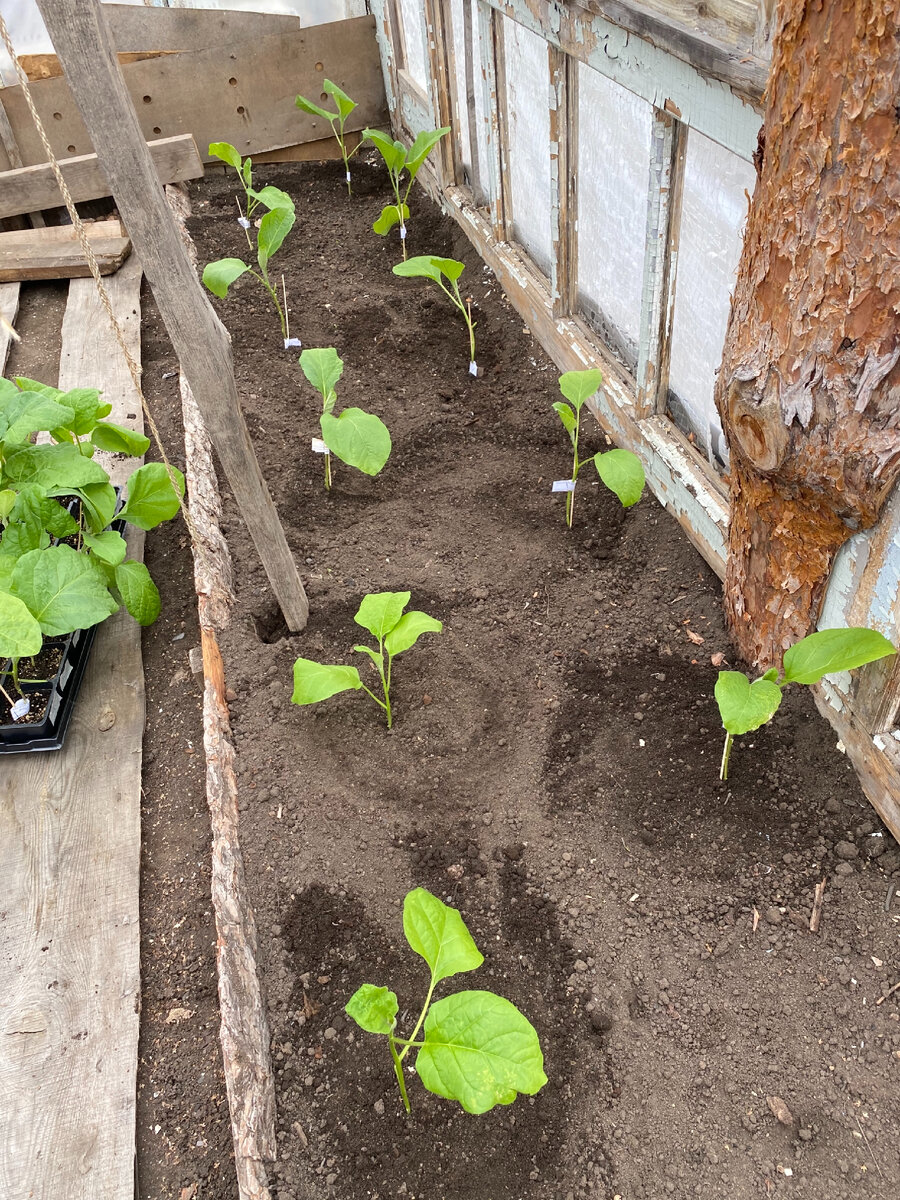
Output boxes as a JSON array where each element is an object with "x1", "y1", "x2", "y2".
[{"x1": 0, "y1": 258, "x2": 146, "y2": 1200}]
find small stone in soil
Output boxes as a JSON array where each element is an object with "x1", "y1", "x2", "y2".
[{"x1": 834, "y1": 840, "x2": 858, "y2": 859}]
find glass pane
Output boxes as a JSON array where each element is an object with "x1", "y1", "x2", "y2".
[
  {"x1": 577, "y1": 64, "x2": 652, "y2": 371},
  {"x1": 668, "y1": 130, "x2": 756, "y2": 465},
  {"x1": 397, "y1": 0, "x2": 429, "y2": 93},
  {"x1": 503, "y1": 17, "x2": 551, "y2": 275}
]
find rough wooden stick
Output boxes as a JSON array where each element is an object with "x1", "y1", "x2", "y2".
[
  {"x1": 809, "y1": 877, "x2": 826, "y2": 934},
  {"x1": 875, "y1": 979, "x2": 900, "y2": 1007}
]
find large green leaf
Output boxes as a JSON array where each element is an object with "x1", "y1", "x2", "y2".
[
  {"x1": 405, "y1": 127, "x2": 451, "y2": 180},
  {"x1": 83, "y1": 529, "x2": 127, "y2": 566},
  {"x1": 354, "y1": 591, "x2": 409, "y2": 640},
  {"x1": 323, "y1": 79, "x2": 357, "y2": 120},
  {"x1": 75, "y1": 482, "x2": 119, "y2": 535},
  {"x1": 0, "y1": 519, "x2": 48, "y2": 558},
  {"x1": 4, "y1": 442, "x2": 109, "y2": 490},
  {"x1": 416, "y1": 990, "x2": 547, "y2": 1114},
  {"x1": 54, "y1": 387, "x2": 109, "y2": 436},
  {"x1": 10, "y1": 545, "x2": 118, "y2": 636},
  {"x1": 0, "y1": 590, "x2": 43, "y2": 659},
  {"x1": 118, "y1": 463, "x2": 185, "y2": 530},
  {"x1": 594, "y1": 448, "x2": 645, "y2": 508},
  {"x1": 295, "y1": 94, "x2": 337, "y2": 120},
  {"x1": 115, "y1": 559, "x2": 161, "y2": 626},
  {"x1": 392, "y1": 255, "x2": 462, "y2": 284},
  {"x1": 363, "y1": 128, "x2": 407, "y2": 173},
  {"x1": 345, "y1": 984, "x2": 398, "y2": 1035},
  {"x1": 0, "y1": 389, "x2": 75, "y2": 444},
  {"x1": 781, "y1": 627, "x2": 896, "y2": 686},
  {"x1": 402, "y1": 888, "x2": 483, "y2": 984},
  {"x1": 257, "y1": 205, "x2": 295, "y2": 270},
  {"x1": 299, "y1": 347, "x2": 344, "y2": 404},
  {"x1": 558, "y1": 369, "x2": 602, "y2": 410},
  {"x1": 320, "y1": 408, "x2": 391, "y2": 476},
  {"x1": 373, "y1": 203, "x2": 408, "y2": 235},
  {"x1": 208, "y1": 141, "x2": 242, "y2": 170},
  {"x1": 291, "y1": 658, "x2": 362, "y2": 705},
  {"x1": 247, "y1": 185, "x2": 295, "y2": 214},
  {"x1": 384, "y1": 610, "x2": 442, "y2": 657},
  {"x1": 552, "y1": 400, "x2": 577, "y2": 445},
  {"x1": 203, "y1": 257, "x2": 250, "y2": 298},
  {"x1": 714, "y1": 671, "x2": 783, "y2": 736},
  {"x1": 91, "y1": 421, "x2": 150, "y2": 457}
]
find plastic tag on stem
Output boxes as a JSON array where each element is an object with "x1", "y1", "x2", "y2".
[
  {"x1": 346, "y1": 171, "x2": 352, "y2": 183},
  {"x1": 284, "y1": 337, "x2": 302, "y2": 349},
  {"x1": 310, "y1": 437, "x2": 328, "y2": 454},
  {"x1": 237, "y1": 216, "x2": 251, "y2": 229},
  {"x1": 399, "y1": 224, "x2": 407, "y2": 239},
  {"x1": 469, "y1": 361, "x2": 478, "y2": 377},
  {"x1": 11, "y1": 697, "x2": 30, "y2": 720},
  {"x1": 551, "y1": 479, "x2": 576, "y2": 493}
]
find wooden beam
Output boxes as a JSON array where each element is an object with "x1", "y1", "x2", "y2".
[
  {"x1": 0, "y1": 219, "x2": 131, "y2": 282},
  {"x1": 424, "y1": 0, "x2": 456, "y2": 187},
  {"x1": 549, "y1": 46, "x2": 577, "y2": 318},
  {"x1": 0, "y1": 134, "x2": 203, "y2": 220},
  {"x1": 476, "y1": 1, "x2": 510, "y2": 242},
  {"x1": 461, "y1": 0, "x2": 482, "y2": 199},
  {"x1": 35, "y1": 0, "x2": 309, "y2": 632},
  {"x1": 103, "y1": 2, "x2": 300, "y2": 50},
  {"x1": 635, "y1": 108, "x2": 686, "y2": 417}
]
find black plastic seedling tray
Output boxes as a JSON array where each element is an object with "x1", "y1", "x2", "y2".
[{"x1": 0, "y1": 624, "x2": 101, "y2": 753}]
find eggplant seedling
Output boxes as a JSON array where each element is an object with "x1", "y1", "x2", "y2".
[
  {"x1": 298, "y1": 347, "x2": 391, "y2": 488},
  {"x1": 715, "y1": 627, "x2": 896, "y2": 780},
  {"x1": 208, "y1": 142, "x2": 292, "y2": 243},
  {"x1": 346, "y1": 887, "x2": 547, "y2": 1114},
  {"x1": 392, "y1": 256, "x2": 477, "y2": 373},
  {"x1": 553, "y1": 369, "x2": 645, "y2": 526},
  {"x1": 362, "y1": 126, "x2": 450, "y2": 258},
  {"x1": 291, "y1": 591, "x2": 440, "y2": 728},
  {"x1": 295, "y1": 80, "x2": 360, "y2": 195},
  {"x1": 203, "y1": 194, "x2": 296, "y2": 342}
]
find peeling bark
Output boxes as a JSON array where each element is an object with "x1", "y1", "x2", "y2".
[{"x1": 716, "y1": 0, "x2": 900, "y2": 667}]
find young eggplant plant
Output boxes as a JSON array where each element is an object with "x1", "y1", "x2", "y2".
[
  {"x1": 346, "y1": 887, "x2": 547, "y2": 1114},
  {"x1": 552, "y1": 369, "x2": 645, "y2": 526},
  {"x1": 715, "y1": 627, "x2": 896, "y2": 781},
  {"x1": 291, "y1": 591, "x2": 440, "y2": 728},
  {"x1": 202, "y1": 194, "x2": 296, "y2": 344},
  {"x1": 208, "y1": 142, "x2": 292, "y2": 243},
  {"x1": 295, "y1": 80, "x2": 360, "y2": 195},
  {"x1": 298, "y1": 347, "x2": 391, "y2": 489},
  {"x1": 362, "y1": 126, "x2": 450, "y2": 258},
  {"x1": 392, "y1": 256, "x2": 477, "y2": 375}
]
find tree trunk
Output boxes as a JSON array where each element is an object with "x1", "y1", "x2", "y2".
[{"x1": 716, "y1": 0, "x2": 900, "y2": 668}]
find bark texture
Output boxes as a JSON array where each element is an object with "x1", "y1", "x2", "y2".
[{"x1": 717, "y1": 0, "x2": 900, "y2": 667}]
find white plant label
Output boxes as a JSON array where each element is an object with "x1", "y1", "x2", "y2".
[
  {"x1": 346, "y1": 171, "x2": 352, "y2": 183},
  {"x1": 551, "y1": 479, "x2": 576, "y2": 493},
  {"x1": 10, "y1": 697, "x2": 30, "y2": 720},
  {"x1": 283, "y1": 337, "x2": 302, "y2": 349},
  {"x1": 469, "y1": 360, "x2": 478, "y2": 377},
  {"x1": 400, "y1": 224, "x2": 407, "y2": 239},
  {"x1": 310, "y1": 437, "x2": 328, "y2": 454},
  {"x1": 237, "y1": 216, "x2": 251, "y2": 229}
]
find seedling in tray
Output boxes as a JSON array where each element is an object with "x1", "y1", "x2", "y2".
[
  {"x1": 715, "y1": 627, "x2": 896, "y2": 780},
  {"x1": 298, "y1": 347, "x2": 391, "y2": 489},
  {"x1": 291, "y1": 591, "x2": 440, "y2": 728},
  {"x1": 208, "y1": 141, "x2": 292, "y2": 244},
  {"x1": 552, "y1": 369, "x2": 645, "y2": 527},
  {"x1": 346, "y1": 886, "x2": 547, "y2": 1114},
  {"x1": 295, "y1": 80, "x2": 361, "y2": 195},
  {"x1": 392, "y1": 255, "x2": 477, "y2": 374},
  {"x1": 362, "y1": 126, "x2": 450, "y2": 258}
]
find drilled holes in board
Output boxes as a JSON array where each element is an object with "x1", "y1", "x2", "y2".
[
  {"x1": 152, "y1": 127, "x2": 161, "y2": 136},
  {"x1": 67, "y1": 145, "x2": 76, "y2": 154},
  {"x1": 142, "y1": 95, "x2": 152, "y2": 104},
  {"x1": 229, "y1": 77, "x2": 238, "y2": 86},
  {"x1": 315, "y1": 61, "x2": 324, "y2": 71}
]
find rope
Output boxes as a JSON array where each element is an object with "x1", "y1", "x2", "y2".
[{"x1": 0, "y1": 10, "x2": 193, "y2": 537}]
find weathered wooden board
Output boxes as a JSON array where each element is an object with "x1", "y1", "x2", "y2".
[
  {"x1": 0, "y1": 255, "x2": 145, "y2": 1200},
  {"x1": 0, "y1": 18, "x2": 388, "y2": 168},
  {"x1": 0, "y1": 282, "x2": 20, "y2": 369},
  {"x1": 0, "y1": 134, "x2": 203, "y2": 220},
  {"x1": 0, "y1": 220, "x2": 131, "y2": 282},
  {"x1": 103, "y1": 2, "x2": 300, "y2": 50}
]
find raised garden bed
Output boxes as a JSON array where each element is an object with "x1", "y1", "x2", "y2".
[{"x1": 136, "y1": 160, "x2": 900, "y2": 1200}]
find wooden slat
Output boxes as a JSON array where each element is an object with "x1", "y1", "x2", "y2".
[
  {"x1": 0, "y1": 221, "x2": 131, "y2": 282},
  {"x1": 1, "y1": 19, "x2": 387, "y2": 166},
  {"x1": 460, "y1": 0, "x2": 481, "y2": 197},
  {"x1": 0, "y1": 255, "x2": 144, "y2": 1200},
  {"x1": 103, "y1": 2, "x2": 300, "y2": 50},
  {"x1": 0, "y1": 282, "x2": 20, "y2": 370},
  {"x1": 0, "y1": 134, "x2": 203, "y2": 220},
  {"x1": 424, "y1": 0, "x2": 457, "y2": 188},
  {"x1": 549, "y1": 46, "x2": 577, "y2": 318},
  {"x1": 476, "y1": 1, "x2": 509, "y2": 241}
]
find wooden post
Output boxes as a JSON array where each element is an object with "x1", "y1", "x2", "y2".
[
  {"x1": 34, "y1": 0, "x2": 309, "y2": 631},
  {"x1": 549, "y1": 46, "x2": 577, "y2": 319}
]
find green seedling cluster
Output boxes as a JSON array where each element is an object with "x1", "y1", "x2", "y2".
[
  {"x1": 346, "y1": 887, "x2": 547, "y2": 1113},
  {"x1": 553, "y1": 369, "x2": 645, "y2": 527},
  {"x1": 363, "y1": 126, "x2": 450, "y2": 258},
  {"x1": 208, "y1": 142, "x2": 292, "y2": 243},
  {"x1": 393, "y1": 255, "x2": 477, "y2": 370},
  {"x1": 715, "y1": 627, "x2": 896, "y2": 780},
  {"x1": 292, "y1": 591, "x2": 441, "y2": 728},
  {"x1": 295, "y1": 80, "x2": 361, "y2": 195},
  {"x1": 299, "y1": 347, "x2": 391, "y2": 489}
]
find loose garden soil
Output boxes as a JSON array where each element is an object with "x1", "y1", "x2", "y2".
[{"x1": 133, "y1": 159, "x2": 900, "y2": 1200}]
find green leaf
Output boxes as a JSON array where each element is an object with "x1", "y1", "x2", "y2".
[
  {"x1": 416, "y1": 990, "x2": 547, "y2": 1114},
  {"x1": 320, "y1": 408, "x2": 391, "y2": 476},
  {"x1": 75, "y1": 482, "x2": 118, "y2": 534},
  {"x1": 0, "y1": 590, "x2": 43, "y2": 659},
  {"x1": 242, "y1": 157, "x2": 253, "y2": 187},
  {"x1": 354, "y1": 591, "x2": 409, "y2": 640},
  {"x1": 10, "y1": 545, "x2": 118, "y2": 636},
  {"x1": 392, "y1": 254, "x2": 463, "y2": 284},
  {"x1": 295, "y1": 94, "x2": 337, "y2": 120},
  {"x1": 0, "y1": 519, "x2": 48, "y2": 558},
  {"x1": 247, "y1": 185, "x2": 295, "y2": 214},
  {"x1": 55, "y1": 387, "x2": 108, "y2": 436},
  {"x1": 594, "y1": 448, "x2": 645, "y2": 508},
  {"x1": 203, "y1": 257, "x2": 250, "y2": 298},
  {"x1": 373, "y1": 204, "x2": 409, "y2": 235},
  {"x1": 714, "y1": 671, "x2": 783, "y2": 736},
  {"x1": 781, "y1": 627, "x2": 896, "y2": 686},
  {"x1": 115, "y1": 559, "x2": 161, "y2": 625},
  {"x1": 90, "y1": 421, "x2": 150, "y2": 457},
  {"x1": 363, "y1": 128, "x2": 407, "y2": 173},
  {"x1": 257, "y1": 205, "x2": 295, "y2": 271},
  {"x1": 83, "y1": 529, "x2": 127, "y2": 566},
  {"x1": 384, "y1": 610, "x2": 442, "y2": 657},
  {"x1": 323, "y1": 79, "x2": 357, "y2": 120},
  {"x1": 558, "y1": 369, "x2": 602, "y2": 411},
  {"x1": 299, "y1": 347, "x2": 344, "y2": 405},
  {"x1": 0, "y1": 489, "x2": 16, "y2": 520},
  {"x1": 291, "y1": 659, "x2": 362, "y2": 705},
  {"x1": 0, "y1": 389, "x2": 75, "y2": 444},
  {"x1": 552, "y1": 400, "x2": 577, "y2": 445},
  {"x1": 209, "y1": 141, "x2": 242, "y2": 170},
  {"x1": 402, "y1": 887, "x2": 483, "y2": 984},
  {"x1": 4, "y1": 442, "x2": 109, "y2": 490},
  {"x1": 345, "y1": 984, "x2": 397, "y2": 1035},
  {"x1": 405, "y1": 127, "x2": 450, "y2": 180},
  {"x1": 118, "y1": 462, "x2": 184, "y2": 530},
  {"x1": 352, "y1": 643, "x2": 382, "y2": 666}
]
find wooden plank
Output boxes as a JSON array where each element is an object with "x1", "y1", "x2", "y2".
[
  {"x1": 1, "y1": 18, "x2": 388, "y2": 167},
  {"x1": 0, "y1": 134, "x2": 203, "y2": 220},
  {"x1": 103, "y1": 2, "x2": 300, "y2": 50},
  {"x1": 0, "y1": 282, "x2": 20, "y2": 370},
  {"x1": 549, "y1": 46, "x2": 577, "y2": 318},
  {"x1": 251, "y1": 130, "x2": 362, "y2": 165},
  {"x1": 635, "y1": 108, "x2": 686, "y2": 417},
  {"x1": 441, "y1": 0, "x2": 466, "y2": 188},
  {"x1": 19, "y1": 51, "x2": 172, "y2": 81},
  {"x1": 475, "y1": 1, "x2": 509, "y2": 241},
  {"x1": 424, "y1": 0, "x2": 457, "y2": 187},
  {"x1": 460, "y1": 0, "x2": 481, "y2": 197},
  {"x1": 0, "y1": 221, "x2": 131, "y2": 282},
  {"x1": 0, "y1": 256, "x2": 144, "y2": 1200}
]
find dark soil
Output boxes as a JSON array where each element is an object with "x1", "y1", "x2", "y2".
[{"x1": 137, "y1": 159, "x2": 900, "y2": 1199}]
